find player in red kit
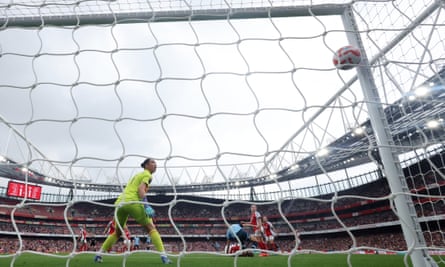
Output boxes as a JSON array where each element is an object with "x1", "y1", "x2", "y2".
[
  {"x1": 121, "y1": 226, "x2": 132, "y2": 252},
  {"x1": 104, "y1": 219, "x2": 132, "y2": 252},
  {"x1": 104, "y1": 219, "x2": 115, "y2": 235},
  {"x1": 241, "y1": 204, "x2": 268, "y2": 256},
  {"x1": 78, "y1": 225, "x2": 88, "y2": 252},
  {"x1": 262, "y1": 215, "x2": 278, "y2": 252}
]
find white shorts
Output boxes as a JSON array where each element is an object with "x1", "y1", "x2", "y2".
[
  {"x1": 254, "y1": 229, "x2": 262, "y2": 237},
  {"x1": 265, "y1": 235, "x2": 274, "y2": 242}
]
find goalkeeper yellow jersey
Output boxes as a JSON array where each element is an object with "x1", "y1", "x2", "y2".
[{"x1": 116, "y1": 170, "x2": 152, "y2": 204}]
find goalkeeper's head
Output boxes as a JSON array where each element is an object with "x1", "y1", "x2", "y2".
[
  {"x1": 140, "y1": 158, "x2": 152, "y2": 168},
  {"x1": 140, "y1": 158, "x2": 157, "y2": 174}
]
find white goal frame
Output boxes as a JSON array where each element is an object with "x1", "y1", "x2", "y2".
[{"x1": 341, "y1": 3, "x2": 441, "y2": 266}]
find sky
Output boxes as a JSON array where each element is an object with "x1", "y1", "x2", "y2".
[{"x1": 0, "y1": 0, "x2": 442, "y2": 198}]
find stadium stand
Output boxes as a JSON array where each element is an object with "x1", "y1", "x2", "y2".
[{"x1": 1, "y1": 150, "x2": 444, "y2": 254}]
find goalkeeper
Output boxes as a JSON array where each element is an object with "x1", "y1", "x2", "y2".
[
  {"x1": 225, "y1": 223, "x2": 252, "y2": 256},
  {"x1": 94, "y1": 158, "x2": 172, "y2": 264}
]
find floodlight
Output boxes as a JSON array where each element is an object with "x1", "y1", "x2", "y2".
[
  {"x1": 316, "y1": 148, "x2": 329, "y2": 157},
  {"x1": 414, "y1": 86, "x2": 430, "y2": 97},
  {"x1": 353, "y1": 127, "x2": 365, "y2": 136},
  {"x1": 425, "y1": 119, "x2": 442, "y2": 129}
]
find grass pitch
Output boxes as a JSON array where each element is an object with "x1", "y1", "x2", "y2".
[{"x1": 1, "y1": 251, "x2": 440, "y2": 267}]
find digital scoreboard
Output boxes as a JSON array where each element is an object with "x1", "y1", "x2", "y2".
[{"x1": 6, "y1": 180, "x2": 42, "y2": 200}]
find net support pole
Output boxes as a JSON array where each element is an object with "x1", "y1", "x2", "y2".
[{"x1": 341, "y1": 4, "x2": 439, "y2": 267}]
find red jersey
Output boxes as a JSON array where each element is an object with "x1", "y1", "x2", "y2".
[
  {"x1": 250, "y1": 211, "x2": 261, "y2": 232},
  {"x1": 79, "y1": 227, "x2": 87, "y2": 243},
  {"x1": 106, "y1": 220, "x2": 116, "y2": 235},
  {"x1": 124, "y1": 227, "x2": 131, "y2": 239},
  {"x1": 229, "y1": 243, "x2": 240, "y2": 254},
  {"x1": 263, "y1": 221, "x2": 275, "y2": 237},
  {"x1": 106, "y1": 220, "x2": 130, "y2": 239}
]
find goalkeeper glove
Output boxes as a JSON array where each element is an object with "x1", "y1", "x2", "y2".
[
  {"x1": 142, "y1": 197, "x2": 155, "y2": 218},
  {"x1": 144, "y1": 204, "x2": 155, "y2": 218}
]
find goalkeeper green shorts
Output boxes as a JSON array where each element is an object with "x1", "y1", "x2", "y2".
[{"x1": 115, "y1": 203, "x2": 153, "y2": 227}]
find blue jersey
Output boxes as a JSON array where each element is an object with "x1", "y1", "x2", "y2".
[{"x1": 226, "y1": 224, "x2": 242, "y2": 239}]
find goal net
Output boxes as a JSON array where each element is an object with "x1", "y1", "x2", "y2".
[{"x1": 0, "y1": 0, "x2": 444, "y2": 266}]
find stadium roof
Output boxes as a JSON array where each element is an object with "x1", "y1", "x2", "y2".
[{"x1": 1, "y1": 68, "x2": 444, "y2": 194}]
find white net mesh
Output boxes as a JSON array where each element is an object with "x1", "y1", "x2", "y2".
[{"x1": 0, "y1": 0, "x2": 444, "y2": 266}]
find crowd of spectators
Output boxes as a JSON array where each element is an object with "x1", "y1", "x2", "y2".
[
  {"x1": 3, "y1": 231, "x2": 441, "y2": 254},
  {"x1": 0, "y1": 167, "x2": 444, "y2": 254}
]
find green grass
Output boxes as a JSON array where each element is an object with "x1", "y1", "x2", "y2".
[{"x1": 0, "y1": 252, "x2": 442, "y2": 267}]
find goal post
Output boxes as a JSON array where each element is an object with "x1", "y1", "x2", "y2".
[{"x1": 342, "y1": 3, "x2": 441, "y2": 266}]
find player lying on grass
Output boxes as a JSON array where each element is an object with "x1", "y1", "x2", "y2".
[{"x1": 225, "y1": 223, "x2": 253, "y2": 257}]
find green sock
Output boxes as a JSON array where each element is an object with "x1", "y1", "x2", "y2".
[
  {"x1": 101, "y1": 233, "x2": 119, "y2": 252},
  {"x1": 149, "y1": 229, "x2": 165, "y2": 252}
]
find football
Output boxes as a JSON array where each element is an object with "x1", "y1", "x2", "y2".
[{"x1": 333, "y1": 45, "x2": 361, "y2": 70}]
